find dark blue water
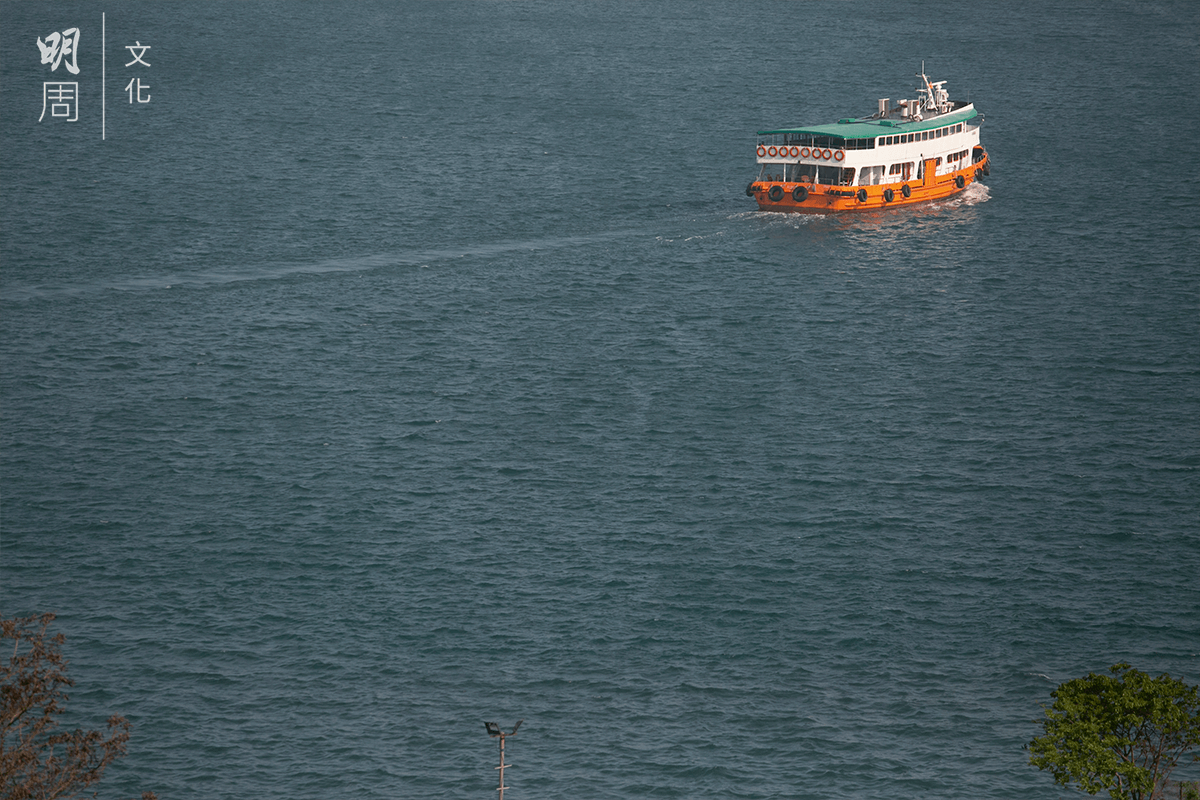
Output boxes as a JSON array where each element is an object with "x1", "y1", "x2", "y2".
[{"x1": 3, "y1": 2, "x2": 1198, "y2": 798}]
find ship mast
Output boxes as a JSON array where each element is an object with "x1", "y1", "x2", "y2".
[{"x1": 916, "y1": 63, "x2": 949, "y2": 114}]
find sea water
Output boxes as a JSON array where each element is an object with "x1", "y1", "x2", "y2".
[{"x1": 2, "y1": 2, "x2": 1198, "y2": 798}]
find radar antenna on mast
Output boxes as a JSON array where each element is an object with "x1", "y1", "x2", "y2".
[{"x1": 915, "y1": 62, "x2": 950, "y2": 113}]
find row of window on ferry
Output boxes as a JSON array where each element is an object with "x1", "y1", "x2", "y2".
[
  {"x1": 877, "y1": 123, "x2": 964, "y2": 147},
  {"x1": 772, "y1": 122, "x2": 966, "y2": 150},
  {"x1": 758, "y1": 150, "x2": 970, "y2": 186}
]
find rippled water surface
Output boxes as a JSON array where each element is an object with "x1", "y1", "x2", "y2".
[{"x1": 2, "y1": 2, "x2": 1198, "y2": 798}]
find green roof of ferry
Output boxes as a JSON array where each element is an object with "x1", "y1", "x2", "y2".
[{"x1": 758, "y1": 105, "x2": 978, "y2": 138}]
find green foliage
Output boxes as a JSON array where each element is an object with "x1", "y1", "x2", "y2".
[{"x1": 1027, "y1": 663, "x2": 1200, "y2": 800}]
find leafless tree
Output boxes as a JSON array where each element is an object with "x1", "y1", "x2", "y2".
[{"x1": 1, "y1": 612, "x2": 156, "y2": 800}]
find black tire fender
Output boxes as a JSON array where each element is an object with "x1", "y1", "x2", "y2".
[
  {"x1": 955, "y1": 175, "x2": 965, "y2": 189},
  {"x1": 746, "y1": 181, "x2": 757, "y2": 197},
  {"x1": 901, "y1": 184, "x2": 911, "y2": 198},
  {"x1": 768, "y1": 185, "x2": 783, "y2": 202},
  {"x1": 883, "y1": 188, "x2": 895, "y2": 202},
  {"x1": 856, "y1": 188, "x2": 867, "y2": 202},
  {"x1": 792, "y1": 186, "x2": 808, "y2": 202}
]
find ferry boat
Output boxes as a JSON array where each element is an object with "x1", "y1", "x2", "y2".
[{"x1": 747, "y1": 70, "x2": 989, "y2": 212}]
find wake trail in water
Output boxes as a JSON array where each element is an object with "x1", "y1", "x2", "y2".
[{"x1": 0, "y1": 229, "x2": 647, "y2": 301}]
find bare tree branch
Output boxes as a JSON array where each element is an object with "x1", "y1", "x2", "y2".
[{"x1": 1, "y1": 613, "x2": 157, "y2": 800}]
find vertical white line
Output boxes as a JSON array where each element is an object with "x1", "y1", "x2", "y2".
[{"x1": 102, "y1": 12, "x2": 106, "y2": 140}]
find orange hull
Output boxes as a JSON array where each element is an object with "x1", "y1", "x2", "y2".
[{"x1": 750, "y1": 155, "x2": 989, "y2": 213}]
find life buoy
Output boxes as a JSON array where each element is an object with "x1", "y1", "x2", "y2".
[
  {"x1": 901, "y1": 184, "x2": 911, "y2": 198},
  {"x1": 856, "y1": 188, "x2": 867, "y2": 202},
  {"x1": 800, "y1": 147, "x2": 810, "y2": 158},
  {"x1": 955, "y1": 174, "x2": 965, "y2": 189},
  {"x1": 883, "y1": 188, "x2": 895, "y2": 202},
  {"x1": 757, "y1": 145, "x2": 767, "y2": 158},
  {"x1": 768, "y1": 185, "x2": 783, "y2": 201},
  {"x1": 792, "y1": 185, "x2": 808, "y2": 202},
  {"x1": 835, "y1": 150, "x2": 845, "y2": 162},
  {"x1": 767, "y1": 146, "x2": 778, "y2": 158},
  {"x1": 823, "y1": 149, "x2": 833, "y2": 160},
  {"x1": 789, "y1": 146, "x2": 800, "y2": 158},
  {"x1": 746, "y1": 181, "x2": 757, "y2": 197}
]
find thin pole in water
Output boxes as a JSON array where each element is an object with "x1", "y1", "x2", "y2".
[{"x1": 484, "y1": 720, "x2": 523, "y2": 799}]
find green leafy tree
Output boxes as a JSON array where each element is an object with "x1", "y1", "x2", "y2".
[
  {"x1": 1, "y1": 612, "x2": 156, "y2": 800},
  {"x1": 1027, "y1": 663, "x2": 1200, "y2": 800}
]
